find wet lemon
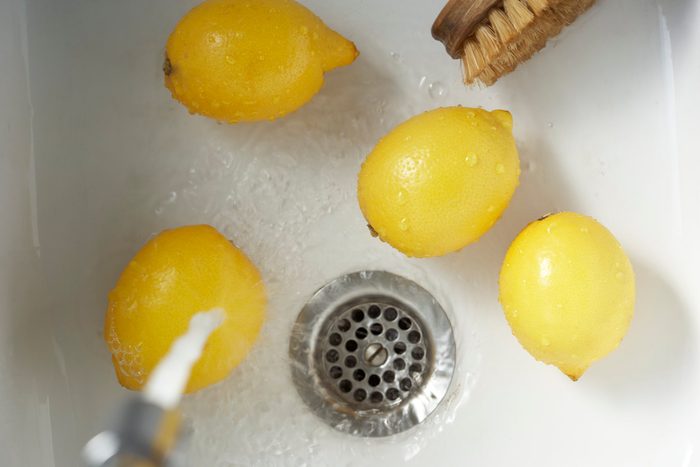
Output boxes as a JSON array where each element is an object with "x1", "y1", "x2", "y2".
[
  {"x1": 164, "y1": 0, "x2": 358, "y2": 123},
  {"x1": 499, "y1": 212, "x2": 635, "y2": 380},
  {"x1": 357, "y1": 107, "x2": 520, "y2": 257},
  {"x1": 105, "y1": 225, "x2": 266, "y2": 393}
]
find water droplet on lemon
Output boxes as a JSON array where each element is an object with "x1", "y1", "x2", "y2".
[{"x1": 397, "y1": 190, "x2": 407, "y2": 205}]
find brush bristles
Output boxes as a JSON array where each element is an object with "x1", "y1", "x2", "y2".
[
  {"x1": 465, "y1": 24, "x2": 504, "y2": 81},
  {"x1": 461, "y1": 0, "x2": 596, "y2": 86},
  {"x1": 475, "y1": 26, "x2": 501, "y2": 60},
  {"x1": 525, "y1": 0, "x2": 551, "y2": 15},
  {"x1": 489, "y1": 9, "x2": 518, "y2": 43},
  {"x1": 504, "y1": 0, "x2": 535, "y2": 31},
  {"x1": 464, "y1": 39, "x2": 487, "y2": 78}
]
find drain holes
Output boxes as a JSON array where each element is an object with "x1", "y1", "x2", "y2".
[
  {"x1": 326, "y1": 349, "x2": 340, "y2": 363},
  {"x1": 411, "y1": 347, "x2": 425, "y2": 360},
  {"x1": 337, "y1": 319, "x2": 351, "y2": 332},
  {"x1": 353, "y1": 369, "x2": 366, "y2": 382},
  {"x1": 353, "y1": 389, "x2": 367, "y2": 402},
  {"x1": 339, "y1": 380, "x2": 352, "y2": 393},
  {"x1": 325, "y1": 299, "x2": 429, "y2": 407},
  {"x1": 329, "y1": 333, "x2": 342, "y2": 346},
  {"x1": 351, "y1": 309, "x2": 365, "y2": 322},
  {"x1": 324, "y1": 300, "x2": 429, "y2": 413},
  {"x1": 407, "y1": 331, "x2": 421, "y2": 344}
]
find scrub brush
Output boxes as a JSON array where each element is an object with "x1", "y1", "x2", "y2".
[{"x1": 432, "y1": 0, "x2": 596, "y2": 85}]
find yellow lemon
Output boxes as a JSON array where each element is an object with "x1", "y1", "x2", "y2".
[
  {"x1": 499, "y1": 212, "x2": 635, "y2": 380},
  {"x1": 164, "y1": 0, "x2": 358, "y2": 123},
  {"x1": 105, "y1": 225, "x2": 266, "y2": 393},
  {"x1": 357, "y1": 106, "x2": 520, "y2": 257}
]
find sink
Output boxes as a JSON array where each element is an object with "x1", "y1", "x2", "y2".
[{"x1": 1, "y1": 0, "x2": 699, "y2": 465}]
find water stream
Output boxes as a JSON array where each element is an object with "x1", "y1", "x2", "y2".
[{"x1": 143, "y1": 308, "x2": 225, "y2": 409}]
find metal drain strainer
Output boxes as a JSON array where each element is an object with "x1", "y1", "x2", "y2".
[{"x1": 289, "y1": 271, "x2": 456, "y2": 437}]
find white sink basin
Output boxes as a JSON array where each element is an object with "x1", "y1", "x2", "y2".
[{"x1": 1, "y1": 0, "x2": 699, "y2": 465}]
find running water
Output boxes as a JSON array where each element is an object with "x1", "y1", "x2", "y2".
[{"x1": 143, "y1": 308, "x2": 225, "y2": 409}]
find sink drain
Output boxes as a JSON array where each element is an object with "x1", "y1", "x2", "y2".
[{"x1": 289, "y1": 271, "x2": 455, "y2": 437}]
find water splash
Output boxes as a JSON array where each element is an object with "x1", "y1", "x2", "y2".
[
  {"x1": 428, "y1": 81, "x2": 447, "y2": 99},
  {"x1": 144, "y1": 57, "x2": 479, "y2": 465},
  {"x1": 143, "y1": 309, "x2": 225, "y2": 409}
]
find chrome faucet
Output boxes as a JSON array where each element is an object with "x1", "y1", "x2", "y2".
[{"x1": 82, "y1": 396, "x2": 183, "y2": 467}]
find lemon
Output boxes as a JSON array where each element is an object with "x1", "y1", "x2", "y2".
[
  {"x1": 105, "y1": 225, "x2": 266, "y2": 393},
  {"x1": 499, "y1": 212, "x2": 635, "y2": 380},
  {"x1": 164, "y1": 0, "x2": 358, "y2": 123},
  {"x1": 357, "y1": 107, "x2": 520, "y2": 257}
]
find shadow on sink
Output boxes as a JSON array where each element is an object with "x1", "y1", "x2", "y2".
[{"x1": 586, "y1": 260, "x2": 698, "y2": 409}]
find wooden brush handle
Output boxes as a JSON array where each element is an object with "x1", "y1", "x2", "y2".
[{"x1": 432, "y1": 0, "x2": 502, "y2": 58}]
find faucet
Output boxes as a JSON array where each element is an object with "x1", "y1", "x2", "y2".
[{"x1": 82, "y1": 396, "x2": 183, "y2": 467}]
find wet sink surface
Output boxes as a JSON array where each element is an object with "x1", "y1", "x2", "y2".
[{"x1": 2, "y1": 0, "x2": 700, "y2": 465}]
